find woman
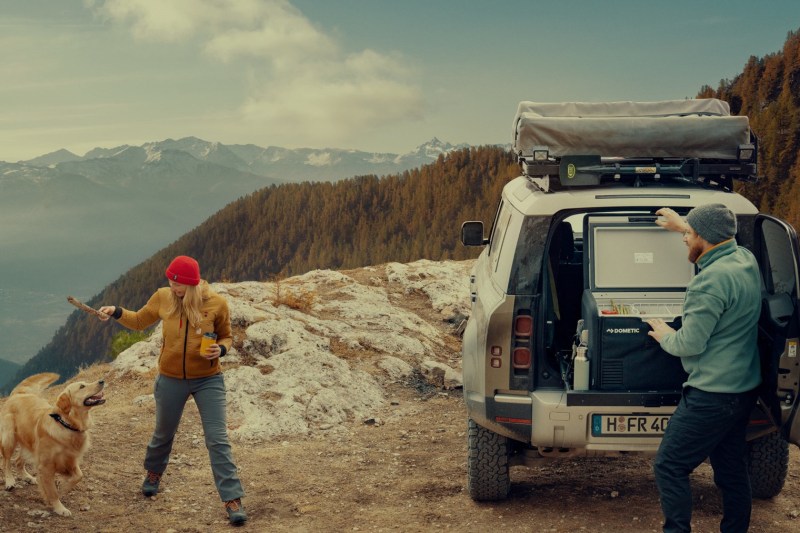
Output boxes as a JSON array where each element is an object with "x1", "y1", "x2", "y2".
[{"x1": 99, "y1": 255, "x2": 247, "y2": 526}]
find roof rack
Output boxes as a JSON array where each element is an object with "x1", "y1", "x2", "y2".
[{"x1": 519, "y1": 143, "x2": 758, "y2": 192}]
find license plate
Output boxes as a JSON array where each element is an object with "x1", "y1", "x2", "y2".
[{"x1": 591, "y1": 414, "x2": 670, "y2": 436}]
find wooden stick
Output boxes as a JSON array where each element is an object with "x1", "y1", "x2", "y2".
[{"x1": 67, "y1": 296, "x2": 111, "y2": 319}]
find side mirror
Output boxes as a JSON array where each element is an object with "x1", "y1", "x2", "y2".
[{"x1": 461, "y1": 221, "x2": 488, "y2": 246}]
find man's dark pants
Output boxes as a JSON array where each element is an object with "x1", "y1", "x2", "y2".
[{"x1": 653, "y1": 386, "x2": 758, "y2": 533}]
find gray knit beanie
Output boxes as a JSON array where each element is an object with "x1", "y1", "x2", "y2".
[{"x1": 686, "y1": 203, "x2": 737, "y2": 245}]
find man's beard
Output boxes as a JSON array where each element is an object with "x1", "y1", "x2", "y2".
[{"x1": 688, "y1": 241, "x2": 705, "y2": 263}]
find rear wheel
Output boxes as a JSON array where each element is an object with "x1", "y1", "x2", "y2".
[
  {"x1": 747, "y1": 431, "x2": 789, "y2": 499},
  {"x1": 467, "y1": 418, "x2": 510, "y2": 501}
]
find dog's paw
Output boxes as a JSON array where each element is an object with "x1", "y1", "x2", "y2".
[
  {"x1": 53, "y1": 504, "x2": 72, "y2": 517},
  {"x1": 4, "y1": 480, "x2": 16, "y2": 491},
  {"x1": 24, "y1": 475, "x2": 37, "y2": 485}
]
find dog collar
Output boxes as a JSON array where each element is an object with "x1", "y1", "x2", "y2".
[{"x1": 49, "y1": 413, "x2": 83, "y2": 432}]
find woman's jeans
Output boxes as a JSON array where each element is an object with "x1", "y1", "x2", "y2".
[
  {"x1": 653, "y1": 386, "x2": 758, "y2": 533},
  {"x1": 144, "y1": 373, "x2": 244, "y2": 502}
]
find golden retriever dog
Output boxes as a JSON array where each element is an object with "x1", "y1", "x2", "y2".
[{"x1": 0, "y1": 372, "x2": 105, "y2": 516}]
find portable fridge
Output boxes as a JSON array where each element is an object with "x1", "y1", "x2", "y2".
[{"x1": 580, "y1": 214, "x2": 693, "y2": 391}]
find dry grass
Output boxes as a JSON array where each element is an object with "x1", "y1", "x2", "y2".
[
  {"x1": 328, "y1": 337, "x2": 370, "y2": 361},
  {"x1": 271, "y1": 277, "x2": 316, "y2": 312}
]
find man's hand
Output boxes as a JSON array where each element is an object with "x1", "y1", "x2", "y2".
[
  {"x1": 647, "y1": 318, "x2": 675, "y2": 343},
  {"x1": 655, "y1": 208, "x2": 690, "y2": 234}
]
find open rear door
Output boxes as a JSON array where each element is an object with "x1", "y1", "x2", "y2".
[{"x1": 755, "y1": 215, "x2": 800, "y2": 447}]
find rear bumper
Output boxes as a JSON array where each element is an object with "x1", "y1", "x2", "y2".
[
  {"x1": 468, "y1": 387, "x2": 777, "y2": 455},
  {"x1": 467, "y1": 389, "x2": 677, "y2": 452},
  {"x1": 465, "y1": 390, "x2": 533, "y2": 442}
]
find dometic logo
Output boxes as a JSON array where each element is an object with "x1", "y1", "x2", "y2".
[{"x1": 606, "y1": 328, "x2": 641, "y2": 334}]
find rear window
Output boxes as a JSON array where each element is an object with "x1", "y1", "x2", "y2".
[
  {"x1": 508, "y1": 215, "x2": 551, "y2": 294},
  {"x1": 490, "y1": 203, "x2": 514, "y2": 273}
]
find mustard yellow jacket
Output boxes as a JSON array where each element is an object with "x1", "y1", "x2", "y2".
[{"x1": 116, "y1": 282, "x2": 233, "y2": 379}]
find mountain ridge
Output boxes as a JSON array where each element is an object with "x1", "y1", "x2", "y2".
[
  {"x1": 11, "y1": 137, "x2": 477, "y2": 183},
  {"x1": 0, "y1": 357, "x2": 21, "y2": 390}
]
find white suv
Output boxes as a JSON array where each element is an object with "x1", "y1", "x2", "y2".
[{"x1": 461, "y1": 99, "x2": 800, "y2": 501}]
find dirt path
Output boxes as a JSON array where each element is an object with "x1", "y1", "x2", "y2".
[{"x1": 1, "y1": 364, "x2": 799, "y2": 533}]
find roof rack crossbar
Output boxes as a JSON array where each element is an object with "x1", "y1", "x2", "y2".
[{"x1": 520, "y1": 155, "x2": 758, "y2": 189}]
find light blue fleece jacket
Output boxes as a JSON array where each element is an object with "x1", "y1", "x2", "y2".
[{"x1": 659, "y1": 239, "x2": 762, "y2": 393}]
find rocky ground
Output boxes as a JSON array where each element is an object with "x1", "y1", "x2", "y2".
[{"x1": 1, "y1": 260, "x2": 799, "y2": 532}]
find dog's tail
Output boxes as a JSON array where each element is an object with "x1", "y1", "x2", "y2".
[{"x1": 9, "y1": 373, "x2": 60, "y2": 396}]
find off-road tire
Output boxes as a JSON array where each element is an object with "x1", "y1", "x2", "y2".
[
  {"x1": 747, "y1": 431, "x2": 789, "y2": 499},
  {"x1": 467, "y1": 418, "x2": 510, "y2": 501}
]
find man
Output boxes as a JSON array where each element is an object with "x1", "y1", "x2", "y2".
[{"x1": 646, "y1": 204, "x2": 761, "y2": 533}]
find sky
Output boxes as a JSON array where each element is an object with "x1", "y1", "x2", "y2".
[{"x1": 2, "y1": 0, "x2": 799, "y2": 162}]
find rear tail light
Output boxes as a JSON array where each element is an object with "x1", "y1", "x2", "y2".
[
  {"x1": 514, "y1": 315, "x2": 533, "y2": 336},
  {"x1": 508, "y1": 306, "x2": 534, "y2": 385},
  {"x1": 512, "y1": 347, "x2": 531, "y2": 369}
]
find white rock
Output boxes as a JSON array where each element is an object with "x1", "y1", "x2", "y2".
[
  {"x1": 112, "y1": 324, "x2": 162, "y2": 373},
  {"x1": 386, "y1": 260, "x2": 472, "y2": 315},
  {"x1": 377, "y1": 356, "x2": 414, "y2": 381},
  {"x1": 109, "y1": 260, "x2": 474, "y2": 442},
  {"x1": 224, "y1": 350, "x2": 385, "y2": 442},
  {"x1": 421, "y1": 360, "x2": 463, "y2": 389}
]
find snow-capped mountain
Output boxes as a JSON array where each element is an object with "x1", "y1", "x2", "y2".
[
  {"x1": 22, "y1": 148, "x2": 82, "y2": 167},
  {"x1": 16, "y1": 137, "x2": 471, "y2": 182},
  {"x1": 398, "y1": 137, "x2": 464, "y2": 162}
]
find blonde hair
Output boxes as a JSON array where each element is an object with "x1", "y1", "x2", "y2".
[{"x1": 167, "y1": 283, "x2": 205, "y2": 329}]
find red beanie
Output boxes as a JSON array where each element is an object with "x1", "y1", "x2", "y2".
[{"x1": 165, "y1": 256, "x2": 201, "y2": 286}]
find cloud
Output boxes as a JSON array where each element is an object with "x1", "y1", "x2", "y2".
[
  {"x1": 89, "y1": 0, "x2": 270, "y2": 41},
  {"x1": 89, "y1": 0, "x2": 424, "y2": 145},
  {"x1": 239, "y1": 47, "x2": 424, "y2": 147},
  {"x1": 204, "y1": 3, "x2": 335, "y2": 66}
]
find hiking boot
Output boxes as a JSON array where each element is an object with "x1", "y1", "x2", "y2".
[
  {"x1": 141, "y1": 471, "x2": 162, "y2": 497},
  {"x1": 224, "y1": 498, "x2": 247, "y2": 526}
]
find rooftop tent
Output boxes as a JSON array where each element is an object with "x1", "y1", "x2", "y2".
[{"x1": 512, "y1": 99, "x2": 751, "y2": 160}]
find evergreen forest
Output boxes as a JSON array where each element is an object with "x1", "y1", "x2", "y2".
[{"x1": 700, "y1": 30, "x2": 800, "y2": 228}]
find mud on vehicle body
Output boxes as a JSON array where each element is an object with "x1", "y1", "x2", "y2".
[{"x1": 461, "y1": 99, "x2": 800, "y2": 501}]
